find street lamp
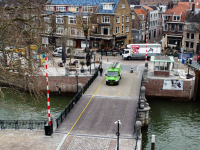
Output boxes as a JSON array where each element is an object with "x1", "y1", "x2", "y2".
[
  {"x1": 115, "y1": 120, "x2": 121, "y2": 150},
  {"x1": 75, "y1": 71, "x2": 79, "y2": 93}
]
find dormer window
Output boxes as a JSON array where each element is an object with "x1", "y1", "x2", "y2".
[
  {"x1": 56, "y1": 6, "x2": 66, "y2": 12},
  {"x1": 103, "y1": 4, "x2": 113, "y2": 10},
  {"x1": 173, "y1": 16, "x2": 180, "y2": 21},
  {"x1": 82, "y1": 6, "x2": 93, "y2": 12},
  {"x1": 121, "y1": 4, "x2": 125, "y2": 9},
  {"x1": 46, "y1": 6, "x2": 54, "y2": 11},
  {"x1": 68, "y1": 6, "x2": 79, "y2": 12}
]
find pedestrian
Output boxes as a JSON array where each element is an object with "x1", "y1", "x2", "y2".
[{"x1": 99, "y1": 67, "x2": 103, "y2": 76}]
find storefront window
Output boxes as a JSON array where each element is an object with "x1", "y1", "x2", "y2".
[{"x1": 93, "y1": 41, "x2": 99, "y2": 48}]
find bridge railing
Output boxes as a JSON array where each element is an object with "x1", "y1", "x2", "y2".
[
  {"x1": 0, "y1": 120, "x2": 47, "y2": 130},
  {"x1": 56, "y1": 66, "x2": 100, "y2": 128},
  {"x1": 134, "y1": 75, "x2": 144, "y2": 150}
]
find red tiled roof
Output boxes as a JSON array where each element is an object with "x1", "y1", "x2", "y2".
[
  {"x1": 134, "y1": 9, "x2": 147, "y2": 20},
  {"x1": 143, "y1": 5, "x2": 153, "y2": 11},
  {"x1": 164, "y1": 4, "x2": 189, "y2": 22}
]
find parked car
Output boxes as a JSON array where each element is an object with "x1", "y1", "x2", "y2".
[{"x1": 52, "y1": 47, "x2": 68, "y2": 57}]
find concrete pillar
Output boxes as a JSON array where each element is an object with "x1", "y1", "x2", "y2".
[
  {"x1": 135, "y1": 121, "x2": 142, "y2": 139},
  {"x1": 65, "y1": 65, "x2": 69, "y2": 76},
  {"x1": 78, "y1": 83, "x2": 82, "y2": 92},
  {"x1": 145, "y1": 62, "x2": 148, "y2": 68},
  {"x1": 143, "y1": 67, "x2": 148, "y2": 82}
]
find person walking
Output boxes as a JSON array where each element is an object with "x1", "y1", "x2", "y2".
[{"x1": 99, "y1": 67, "x2": 103, "y2": 76}]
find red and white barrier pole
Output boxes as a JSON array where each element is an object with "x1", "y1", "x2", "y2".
[
  {"x1": 145, "y1": 19, "x2": 148, "y2": 62},
  {"x1": 45, "y1": 46, "x2": 51, "y2": 126}
]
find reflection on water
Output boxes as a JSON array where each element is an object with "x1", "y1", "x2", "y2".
[
  {"x1": 0, "y1": 90, "x2": 74, "y2": 120},
  {"x1": 142, "y1": 99, "x2": 200, "y2": 150}
]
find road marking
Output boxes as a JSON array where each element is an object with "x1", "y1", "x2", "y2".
[
  {"x1": 67, "y1": 77, "x2": 106, "y2": 135},
  {"x1": 56, "y1": 134, "x2": 68, "y2": 150}
]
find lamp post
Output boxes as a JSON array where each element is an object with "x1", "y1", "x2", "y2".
[
  {"x1": 115, "y1": 120, "x2": 121, "y2": 150},
  {"x1": 75, "y1": 71, "x2": 79, "y2": 93}
]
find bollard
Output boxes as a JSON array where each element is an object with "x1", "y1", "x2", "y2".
[
  {"x1": 135, "y1": 121, "x2": 142, "y2": 138},
  {"x1": 65, "y1": 65, "x2": 69, "y2": 76},
  {"x1": 78, "y1": 83, "x2": 82, "y2": 92},
  {"x1": 151, "y1": 135, "x2": 155, "y2": 150},
  {"x1": 107, "y1": 58, "x2": 109, "y2": 62},
  {"x1": 145, "y1": 62, "x2": 148, "y2": 68}
]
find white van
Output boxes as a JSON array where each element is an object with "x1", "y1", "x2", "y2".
[{"x1": 52, "y1": 47, "x2": 68, "y2": 57}]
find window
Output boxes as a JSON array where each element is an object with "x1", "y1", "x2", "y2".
[
  {"x1": 191, "y1": 33, "x2": 194, "y2": 39},
  {"x1": 67, "y1": 40, "x2": 73, "y2": 46},
  {"x1": 164, "y1": 24, "x2": 168, "y2": 31},
  {"x1": 101, "y1": 26, "x2": 110, "y2": 35},
  {"x1": 154, "y1": 62, "x2": 168, "y2": 71},
  {"x1": 82, "y1": 6, "x2": 93, "y2": 12},
  {"x1": 76, "y1": 30, "x2": 83, "y2": 36},
  {"x1": 68, "y1": 6, "x2": 79, "y2": 12},
  {"x1": 186, "y1": 42, "x2": 189, "y2": 48},
  {"x1": 44, "y1": 17, "x2": 50, "y2": 23},
  {"x1": 122, "y1": 25, "x2": 124, "y2": 34},
  {"x1": 190, "y1": 42, "x2": 194, "y2": 48},
  {"x1": 25, "y1": 24, "x2": 29, "y2": 30},
  {"x1": 173, "y1": 16, "x2": 180, "y2": 21},
  {"x1": 116, "y1": 16, "x2": 120, "y2": 23},
  {"x1": 122, "y1": 15, "x2": 124, "y2": 23},
  {"x1": 56, "y1": 6, "x2": 65, "y2": 12},
  {"x1": 187, "y1": 25, "x2": 190, "y2": 30},
  {"x1": 187, "y1": 33, "x2": 190, "y2": 39},
  {"x1": 83, "y1": 16, "x2": 89, "y2": 25},
  {"x1": 103, "y1": 4, "x2": 113, "y2": 10},
  {"x1": 46, "y1": 6, "x2": 54, "y2": 11},
  {"x1": 71, "y1": 27, "x2": 75, "y2": 35},
  {"x1": 116, "y1": 27, "x2": 120, "y2": 34},
  {"x1": 179, "y1": 25, "x2": 183, "y2": 32},
  {"x1": 126, "y1": 15, "x2": 129, "y2": 22},
  {"x1": 57, "y1": 27, "x2": 64, "y2": 34},
  {"x1": 97, "y1": 17, "x2": 99, "y2": 23},
  {"x1": 132, "y1": 15, "x2": 135, "y2": 19},
  {"x1": 171, "y1": 24, "x2": 175, "y2": 32},
  {"x1": 93, "y1": 42, "x2": 99, "y2": 48},
  {"x1": 69, "y1": 16, "x2": 76, "y2": 24},
  {"x1": 56, "y1": 17, "x2": 64, "y2": 24},
  {"x1": 126, "y1": 26, "x2": 129, "y2": 32},
  {"x1": 102, "y1": 16, "x2": 110, "y2": 23},
  {"x1": 121, "y1": 4, "x2": 125, "y2": 8}
]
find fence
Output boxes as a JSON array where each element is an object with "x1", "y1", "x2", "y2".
[
  {"x1": 0, "y1": 120, "x2": 47, "y2": 130},
  {"x1": 56, "y1": 66, "x2": 99, "y2": 128}
]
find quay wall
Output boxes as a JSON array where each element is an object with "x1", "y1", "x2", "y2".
[
  {"x1": 31, "y1": 76, "x2": 91, "y2": 94},
  {"x1": 143, "y1": 78, "x2": 193, "y2": 101}
]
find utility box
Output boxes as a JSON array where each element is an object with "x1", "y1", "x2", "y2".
[{"x1": 45, "y1": 123, "x2": 53, "y2": 136}]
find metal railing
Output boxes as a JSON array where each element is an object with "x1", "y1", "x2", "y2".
[
  {"x1": 56, "y1": 66, "x2": 100, "y2": 128},
  {"x1": 0, "y1": 120, "x2": 47, "y2": 130}
]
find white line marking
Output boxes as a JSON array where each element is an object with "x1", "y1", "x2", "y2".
[{"x1": 56, "y1": 134, "x2": 68, "y2": 150}]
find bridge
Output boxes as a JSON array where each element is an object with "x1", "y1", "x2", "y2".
[{"x1": 55, "y1": 64, "x2": 144, "y2": 150}]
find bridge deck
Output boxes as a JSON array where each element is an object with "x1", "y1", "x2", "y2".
[{"x1": 56, "y1": 70, "x2": 141, "y2": 149}]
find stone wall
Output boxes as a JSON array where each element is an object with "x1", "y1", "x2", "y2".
[
  {"x1": 143, "y1": 78, "x2": 192, "y2": 101},
  {"x1": 30, "y1": 76, "x2": 91, "y2": 94}
]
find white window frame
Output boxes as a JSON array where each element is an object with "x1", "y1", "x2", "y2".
[
  {"x1": 82, "y1": 6, "x2": 93, "y2": 12},
  {"x1": 83, "y1": 16, "x2": 89, "y2": 25},
  {"x1": 126, "y1": 15, "x2": 129, "y2": 22},
  {"x1": 44, "y1": 17, "x2": 50, "y2": 23},
  {"x1": 122, "y1": 15, "x2": 124, "y2": 23},
  {"x1": 68, "y1": 16, "x2": 76, "y2": 24},
  {"x1": 101, "y1": 26, "x2": 110, "y2": 35},
  {"x1": 57, "y1": 27, "x2": 64, "y2": 34},
  {"x1": 103, "y1": 4, "x2": 113, "y2": 10},
  {"x1": 56, "y1": 17, "x2": 64, "y2": 24},
  {"x1": 25, "y1": 24, "x2": 29, "y2": 30},
  {"x1": 122, "y1": 25, "x2": 124, "y2": 34},
  {"x1": 116, "y1": 16, "x2": 120, "y2": 23},
  {"x1": 121, "y1": 4, "x2": 125, "y2": 9},
  {"x1": 173, "y1": 15, "x2": 180, "y2": 21},
  {"x1": 67, "y1": 40, "x2": 73, "y2": 46},
  {"x1": 97, "y1": 17, "x2": 99, "y2": 23},
  {"x1": 102, "y1": 16, "x2": 110, "y2": 23},
  {"x1": 126, "y1": 26, "x2": 129, "y2": 32},
  {"x1": 116, "y1": 26, "x2": 120, "y2": 34},
  {"x1": 56, "y1": 6, "x2": 65, "y2": 12},
  {"x1": 45, "y1": 6, "x2": 54, "y2": 11}
]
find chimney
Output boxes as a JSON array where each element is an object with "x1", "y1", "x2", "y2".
[
  {"x1": 192, "y1": 3, "x2": 195, "y2": 12},
  {"x1": 189, "y1": 0, "x2": 191, "y2": 9}
]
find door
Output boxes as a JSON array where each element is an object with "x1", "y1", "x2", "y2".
[{"x1": 104, "y1": 41, "x2": 110, "y2": 50}]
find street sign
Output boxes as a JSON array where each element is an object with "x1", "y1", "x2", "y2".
[
  {"x1": 178, "y1": 53, "x2": 193, "y2": 60},
  {"x1": 42, "y1": 37, "x2": 49, "y2": 45}
]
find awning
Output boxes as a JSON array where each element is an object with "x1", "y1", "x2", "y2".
[
  {"x1": 98, "y1": 23, "x2": 111, "y2": 26},
  {"x1": 90, "y1": 37, "x2": 102, "y2": 40},
  {"x1": 115, "y1": 35, "x2": 127, "y2": 39},
  {"x1": 167, "y1": 35, "x2": 183, "y2": 38}
]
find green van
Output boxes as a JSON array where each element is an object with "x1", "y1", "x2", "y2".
[{"x1": 106, "y1": 62, "x2": 122, "y2": 85}]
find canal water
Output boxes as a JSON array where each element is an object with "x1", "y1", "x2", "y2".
[
  {"x1": 142, "y1": 99, "x2": 200, "y2": 150},
  {"x1": 0, "y1": 90, "x2": 74, "y2": 120}
]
